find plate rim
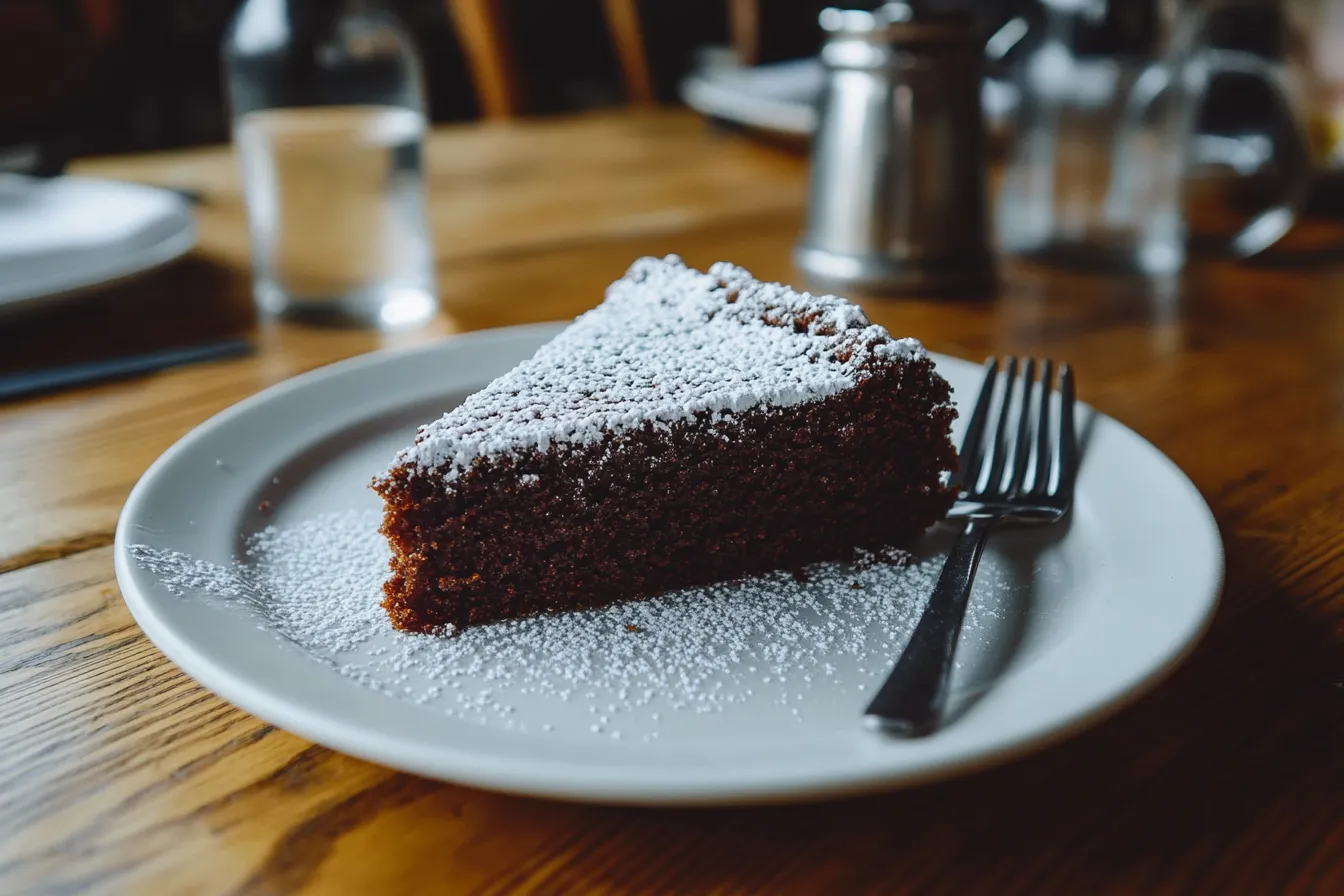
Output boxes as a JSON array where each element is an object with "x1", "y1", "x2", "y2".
[
  {"x1": 0, "y1": 176, "x2": 198, "y2": 316},
  {"x1": 114, "y1": 324, "x2": 1224, "y2": 805}
]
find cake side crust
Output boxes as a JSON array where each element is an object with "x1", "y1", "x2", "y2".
[{"x1": 375, "y1": 355, "x2": 956, "y2": 634}]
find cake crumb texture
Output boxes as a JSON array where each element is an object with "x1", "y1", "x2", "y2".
[{"x1": 374, "y1": 256, "x2": 957, "y2": 633}]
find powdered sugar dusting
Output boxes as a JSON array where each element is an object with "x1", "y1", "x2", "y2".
[
  {"x1": 127, "y1": 510, "x2": 1018, "y2": 739},
  {"x1": 392, "y1": 256, "x2": 926, "y2": 480}
]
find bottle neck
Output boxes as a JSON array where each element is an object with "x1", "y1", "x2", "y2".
[
  {"x1": 257, "y1": 0, "x2": 388, "y2": 36},
  {"x1": 284, "y1": 0, "x2": 352, "y2": 36},
  {"x1": 226, "y1": 0, "x2": 423, "y2": 119}
]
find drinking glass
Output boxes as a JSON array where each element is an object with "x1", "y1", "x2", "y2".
[
  {"x1": 995, "y1": 0, "x2": 1312, "y2": 275},
  {"x1": 224, "y1": 0, "x2": 437, "y2": 328}
]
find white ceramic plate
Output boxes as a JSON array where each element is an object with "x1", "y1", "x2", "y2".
[
  {"x1": 0, "y1": 175, "x2": 196, "y2": 317},
  {"x1": 115, "y1": 324, "x2": 1222, "y2": 805},
  {"x1": 680, "y1": 57, "x2": 821, "y2": 137},
  {"x1": 678, "y1": 54, "x2": 1019, "y2": 139}
]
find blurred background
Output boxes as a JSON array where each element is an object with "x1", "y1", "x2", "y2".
[
  {"x1": 3, "y1": 0, "x2": 1343, "y2": 389},
  {"x1": 0, "y1": 0, "x2": 1318, "y2": 164},
  {"x1": 1, "y1": 0, "x2": 732, "y2": 168}
]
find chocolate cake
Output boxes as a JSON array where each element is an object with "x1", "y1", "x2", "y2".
[{"x1": 373, "y1": 256, "x2": 957, "y2": 634}]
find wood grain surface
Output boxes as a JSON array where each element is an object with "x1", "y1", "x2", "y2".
[{"x1": 3, "y1": 109, "x2": 1344, "y2": 894}]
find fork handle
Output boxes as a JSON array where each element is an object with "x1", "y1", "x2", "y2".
[{"x1": 864, "y1": 515, "x2": 996, "y2": 736}]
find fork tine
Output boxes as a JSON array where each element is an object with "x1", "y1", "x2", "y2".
[
  {"x1": 1008, "y1": 358, "x2": 1036, "y2": 494},
  {"x1": 1056, "y1": 363, "x2": 1078, "y2": 497},
  {"x1": 1033, "y1": 359, "x2": 1054, "y2": 494},
  {"x1": 984, "y1": 357, "x2": 1019, "y2": 496},
  {"x1": 953, "y1": 358, "x2": 999, "y2": 493}
]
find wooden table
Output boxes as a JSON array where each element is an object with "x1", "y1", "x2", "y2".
[{"x1": 3, "y1": 109, "x2": 1343, "y2": 894}]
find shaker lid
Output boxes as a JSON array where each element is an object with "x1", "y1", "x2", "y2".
[{"x1": 819, "y1": 2, "x2": 974, "y2": 45}]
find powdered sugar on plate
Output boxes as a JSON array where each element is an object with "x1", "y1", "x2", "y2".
[{"x1": 128, "y1": 510, "x2": 1014, "y2": 741}]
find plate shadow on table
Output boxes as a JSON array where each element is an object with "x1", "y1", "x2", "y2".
[{"x1": 0, "y1": 255, "x2": 254, "y2": 377}]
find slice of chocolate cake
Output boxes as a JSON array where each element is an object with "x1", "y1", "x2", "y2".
[{"x1": 373, "y1": 256, "x2": 957, "y2": 634}]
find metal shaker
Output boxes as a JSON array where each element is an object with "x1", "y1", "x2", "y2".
[{"x1": 794, "y1": 3, "x2": 995, "y2": 295}]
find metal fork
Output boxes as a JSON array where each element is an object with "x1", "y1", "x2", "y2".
[{"x1": 864, "y1": 357, "x2": 1078, "y2": 736}]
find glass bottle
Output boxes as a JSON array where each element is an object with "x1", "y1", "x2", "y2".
[{"x1": 223, "y1": 0, "x2": 437, "y2": 328}]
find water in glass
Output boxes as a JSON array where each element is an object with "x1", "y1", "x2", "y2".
[
  {"x1": 236, "y1": 105, "x2": 434, "y2": 326},
  {"x1": 224, "y1": 0, "x2": 436, "y2": 328}
]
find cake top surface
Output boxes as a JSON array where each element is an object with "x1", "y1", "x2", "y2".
[{"x1": 393, "y1": 255, "x2": 926, "y2": 480}]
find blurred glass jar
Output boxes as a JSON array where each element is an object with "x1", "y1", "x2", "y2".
[
  {"x1": 224, "y1": 0, "x2": 437, "y2": 328},
  {"x1": 995, "y1": 0, "x2": 1312, "y2": 275}
]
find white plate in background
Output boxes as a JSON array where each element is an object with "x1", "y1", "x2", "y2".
[
  {"x1": 679, "y1": 53, "x2": 1020, "y2": 138},
  {"x1": 0, "y1": 174, "x2": 196, "y2": 316}
]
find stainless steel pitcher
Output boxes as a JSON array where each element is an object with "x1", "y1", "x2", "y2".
[{"x1": 794, "y1": 3, "x2": 995, "y2": 295}]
